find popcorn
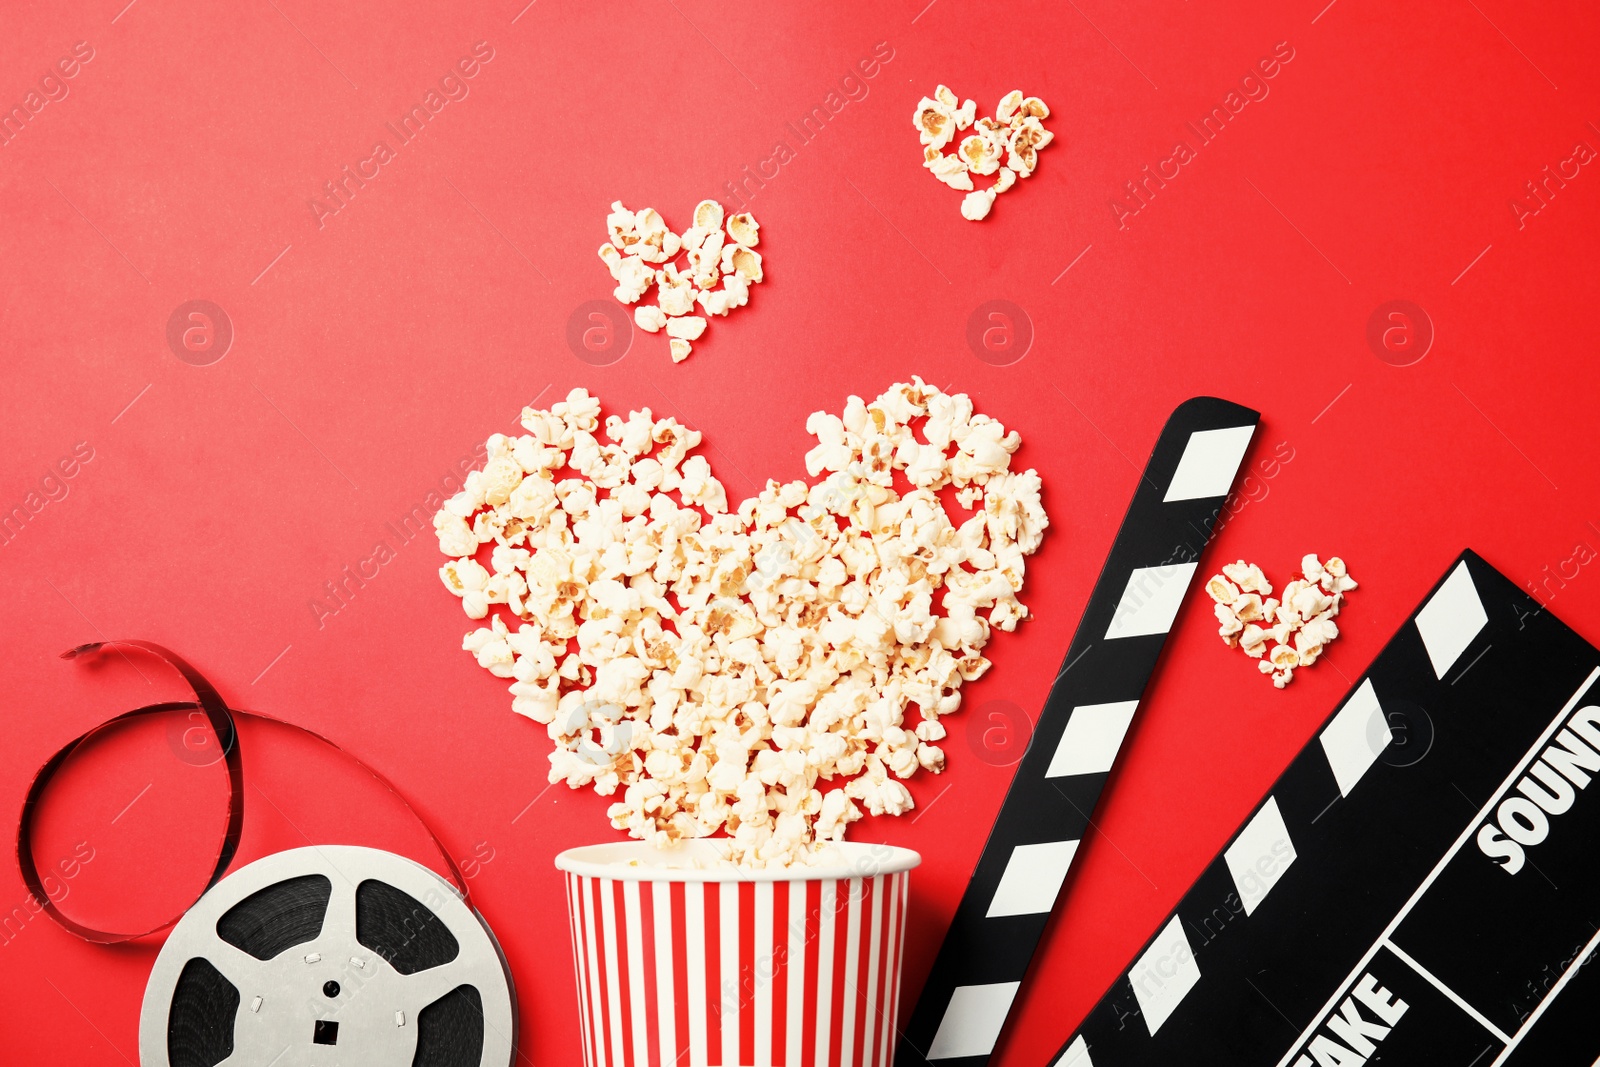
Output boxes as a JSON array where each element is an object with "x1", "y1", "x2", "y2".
[
  {"x1": 924, "y1": 148, "x2": 976, "y2": 191},
  {"x1": 1006, "y1": 118, "x2": 1053, "y2": 175},
  {"x1": 726, "y1": 212, "x2": 759, "y2": 248},
  {"x1": 958, "y1": 134, "x2": 1004, "y2": 176},
  {"x1": 995, "y1": 90, "x2": 1024, "y2": 125},
  {"x1": 1205, "y1": 555, "x2": 1356, "y2": 687},
  {"x1": 437, "y1": 380, "x2": 1048, "y2": 867},
  {"x1": 913, "y1": 94, "x2": 958, "y2": 150},
  {"x1": 726, "y1": 246, "x2": 763, "y2": 283},
  {"x1": 613, "y1": 256, "x2": 654, "y2": 304},
  {"x1": 606, "y1": 201, "x2": 641, "y2": 251},
  {"x1": 916, "y1": 86, "x2": 1057, "y2": 219},
  {"x1": 961, "y1": 188, "x2": 997, "y2": 221},
  {"x1": 1205, "y1": 575, "x2": 1240, "y2": 604},
  {"x1": 692, "y1": 199, "x2": 724, "y2": 231},
  {"x1": 598, "y1": 199, "x2": 766, "y2": 363},
  {"x1": 665, "y1": 315, "x2": 707, "y2": 341}
]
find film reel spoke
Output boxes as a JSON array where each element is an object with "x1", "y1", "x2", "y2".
[
  {"x1": 402, "y1": 958, "x2": 474, "y2": 1009},
  {"x1": 202, "y1": 942, "x2": 266, "y2": 993},
  {"x1": 322, "y1": 872, "x2": 360, "y2": 939}
]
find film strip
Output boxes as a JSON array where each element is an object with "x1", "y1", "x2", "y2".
[
  {"x1": 898, "y1": 397, "x2": 1261, "y2": 1066},
  {"x1": 1051, "y1": 550, "x2": 1600, "y2": 1067}
]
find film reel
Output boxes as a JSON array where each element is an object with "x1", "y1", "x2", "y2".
[{"x1": 139, "y1": 845, "x2": 516, "y2": 1067}]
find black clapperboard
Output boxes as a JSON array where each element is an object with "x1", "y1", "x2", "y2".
[{"x1": 1050, "y1": 550, "x2": 1600, "y2": 1067}]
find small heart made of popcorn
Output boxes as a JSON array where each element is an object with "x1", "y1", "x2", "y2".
[
  {"x1": 1206, "y1": 556, "x2": 1358, "y2": 688},
  {"x1": 599, "y1": 198, "x2": 764, "y2": 365},
  {"x1": 914, "y1": 86, "x2": 1055, "y2": 220},
  {"x1": 434, "y1": 379, "x2": 1048, "y2": 867}
]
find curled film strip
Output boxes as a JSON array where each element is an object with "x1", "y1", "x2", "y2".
[
  {"x1": 1051, "y1": 551, "x2": 1600, "y2": 1067},
  {"x1": 897, "y1": 397, "x2": 1262, "y2": 1066},
  {"x1": 17, "y1": 642, "x2": 516, "y2": 1067}
]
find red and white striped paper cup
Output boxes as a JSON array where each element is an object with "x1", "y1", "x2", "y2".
[{"x1": 555, "y1": 840, "x2": 920, "y2": 1067}]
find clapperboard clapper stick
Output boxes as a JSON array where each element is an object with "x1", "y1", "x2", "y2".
[
  {"x1": 1051, "y1": 550, "x2": 1600, "y2": 1067},
  {"x1": 897, "y1": 397, "x2": 1262, "y2": 1066}
]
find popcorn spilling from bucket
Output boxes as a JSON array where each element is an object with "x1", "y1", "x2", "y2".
[{"x1": 436, "y1": 379, "x2": 1047, "y2": 866}]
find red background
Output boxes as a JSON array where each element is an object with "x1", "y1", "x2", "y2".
[{"x1": 4, "y1": 0, "x2": 1599, "y2": 1063}]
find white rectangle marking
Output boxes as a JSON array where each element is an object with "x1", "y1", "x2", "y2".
[
  {"x1": 1105, "y1": 563, "x2": 1199, "y2": 639},
  {"x1": 1164, "y1": 424, "x2": 1256, "y2": 502},
  {"x1": 927, "y1": 981, "x2": 1022, "y2": 1060},
  {"x1": 1224, "y1": 796, "x2": 1297, "y2": 916},
  {"x1": 1320, "y1": 678, "x2": 1390, "y2": 798},
  {"x1": 987, "y1": 839, "x2": 1082, "y2": 918},
  {"x1": 1129, "y1": 915, "x2": 1202, "y2": 1036},
  {"x1": 1415, "y1": 560, "x2": 1489, "y2": 677},
  {"x1": 1047, "y1": 700, "x2": 1141, "y2": 779}
]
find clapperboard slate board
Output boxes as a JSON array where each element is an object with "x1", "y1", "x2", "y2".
[{"x1": 1052, "y1": 550, "x2": 1600, "y2": 1067}]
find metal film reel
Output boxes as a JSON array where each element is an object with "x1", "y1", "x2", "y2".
[{"x1": 139, "y1": 845, "x2": 515, "y2": 1067}]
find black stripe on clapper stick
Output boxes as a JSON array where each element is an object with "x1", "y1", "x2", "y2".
[{"x1": 897, "y1": 396, "x2": 1261, "y2": 1067}]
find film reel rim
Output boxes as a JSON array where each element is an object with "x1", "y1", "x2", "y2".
[{"x1": 138, "y1": 844, "x2": 515, "y2": 1067}]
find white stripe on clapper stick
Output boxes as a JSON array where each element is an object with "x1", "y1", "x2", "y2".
[
  {"x1": 1320, "y1": 678, "x2": 1391, "y2": 798},
  {"x1": 1128, "y1": 915, "x2": 1202, "y2": 1035},
  {"x1": 1414, "y1": 560, "x2": 1490, "y2": 678},
  {"x1": 928, "y1": 982, "x2": 1022, "y2": 1059},
  {"x1": 1163, "y1": 424, "x2": 1258, "y2": 502},
  {"x1": 1104, "y1": 563, "x2": 1199, "y2": 639},
  {"x1": 1045, "y1": 701, "x2": 1140, "y2": 779},
  {"x1": 1054, "y1": 1034, "x2": 1094, "y2": 1066},
  {"x1": 986, "y1": 840, "x2": 1081, "y2": 918}
]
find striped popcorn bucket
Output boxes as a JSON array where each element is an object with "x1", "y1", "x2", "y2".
[{"x1": 555, "y1": 840, "x2": 920, "y2": 1067}]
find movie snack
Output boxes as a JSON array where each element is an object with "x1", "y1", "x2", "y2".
[
  {"x1": 598, "y1": 199, "x2": 764, "y2": 363},
  {"x1": 435, "y1": 380, "x2": 1047, "y2": 866},
  {"x1": 915, "y1": 86, "x2": 1054, "y2": 219},
  {"x1": 1207, "y1": 554, "x2": 1357, "y2": 687}
]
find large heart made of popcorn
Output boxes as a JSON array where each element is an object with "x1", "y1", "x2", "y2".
[
  {"x1": 434, "y1": 379, "x2": 1048, "y2": 866},
  {"x1": 914, "y1": 86, "x2": 1055, "y2": 220},
  {"x1": 1205, "y1": 555, "x2": 1357, "y2": 688}
]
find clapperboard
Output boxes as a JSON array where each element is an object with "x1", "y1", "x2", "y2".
[
  {"x1": 1051, "y1": 550, "x2": 1600, "y2": 1067},
  {"x1": 900, "y1": 397, "x2": 1263, "y2": 1065}
]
